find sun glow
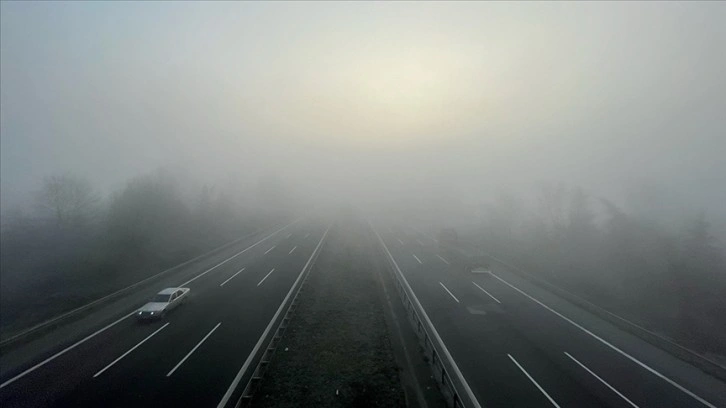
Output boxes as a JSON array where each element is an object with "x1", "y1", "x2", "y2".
[{"x1": 290, "y1": 47, "x2": 487, "y2": 148}]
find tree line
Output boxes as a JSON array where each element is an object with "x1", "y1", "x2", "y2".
[
  {"x1": 0, "y1": 169, "x2": 293, "y2": 334},
  {"x1": 478, "y1": 182, "x2": 725, "y2": 355}
]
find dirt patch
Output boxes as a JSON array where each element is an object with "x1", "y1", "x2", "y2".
[{"x1": 251, "y1": 219, "x2": 406, "y2": 408}]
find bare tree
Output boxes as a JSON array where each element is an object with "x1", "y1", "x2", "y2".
[
  {"x1": 37, "y1": 174, "x2": 100, "y2": 229},
  {"x1": 536, "y1": 181, "x2": 568, "y2": 239},
  {"x1": 568, "y1": 187, "x2": 596, "y2": 240}
]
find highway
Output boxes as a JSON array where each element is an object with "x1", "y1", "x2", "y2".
[
  {"x1": 0, "y1": 219, "x2": 328, "y2": 408},
  {"x1": 372, "y1": 223, "x2": 726, "y2": 408},
  {"x1": 3, "y1": 217, "x2": 726, "y2": 408}
]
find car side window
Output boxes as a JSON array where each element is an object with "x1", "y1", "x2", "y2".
[
  {"x1": 175, "y1": 290, "x2": 182, "y2": 298},
  {"x1": 170, "y1": 293, "x2": 177, "y2": 302}
]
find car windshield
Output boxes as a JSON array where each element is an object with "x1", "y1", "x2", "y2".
[{"x1": 152, "y1": 294, "x2": 171, "y2": 303}]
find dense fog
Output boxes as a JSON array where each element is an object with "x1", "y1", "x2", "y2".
[{"x1": 1, "y1": 2, "x2": 724, "y2": 357}]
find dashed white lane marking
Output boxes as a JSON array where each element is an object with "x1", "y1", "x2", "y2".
[
  {"x1": 289, "y1": 246, "x2": 297, "y2": 255},
  {"x1": 220, "y1": 268, "x2": 245, "y2": 287},
  {"x1": 565, "y1": 352, "x2": 640, "y2": 408},
  {"x1": 257, "y1": 268, "x2": 275, "y2": 286},
  {"x1": 94, "y1": 323, "x2": 170, "y2": 378},
  {"x1": 217, "y1": 227, "x2": 330, "y2": 408},
  {"x1": 437, "y1": 255, "x2": 450, "y2": 265},
  {"x1": 472, "y1": 282, "x2": 501, "y2": 304},
  {"x1": 490, "y1": 272, "x2": 718, "y2": 408},
  {"x1": 397, "y1": 238, "x2": 404, "y2": 245},
  {"x1": 180, "y1": 224, "x2": 293, "y2": 287},
  {"x1": 0, "y1": 312, "x2": 135, "y2": 388},
  {"x1": 439, "y1": 282, "x2": 460, "y2": 303},
  {"x1": 413, "y1": 254, "x2": 423, "y2": 264},
  {"x1": 167, "y1": 323, "x2": 221, "y2": 377},
  {"x1": 508, "y1": 354, "x2": 561, "y2": 408},
  {"x1": 264, "y1": 246, "x2": 276, "y2": 255}
]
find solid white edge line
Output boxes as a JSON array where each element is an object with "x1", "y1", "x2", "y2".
[
  {"x1": 181, "y1": 222, "x2": 295, "y2": 287},
  {"x1": 94, "y1": 323, "x2": 170, "y2": 378},
  {"x1": 264, "y1": 245, "x2": 276, "y2": 255},
  {"x1": 257, "y1": 269, "x2": 275, "y2": 287},
  {"x1": 166, "y1": 323, "x2": 222, "y2": 377},
  {"x1": 436, "y1": 254, "x2": 450, "y2": 265},
  {"x1": 220, "y1": 268, "x2": 245, "y2": 287},
  {"x1": 371, "y1": 224, "x2": 481, "y2": 408},
  {"x1": 413, "y1": 254, "x2": 423, "y2": 264},
  {"x1": 439, "y1": 282, "x2": 460, "y2": 303},
  {"x1": 472, "y1": 282, "x2": 501, "y2": 304},
  {"x1": 564, "y1": 352, "x2": 640, "y2": 408},
  {"x1": 0, "y1": 312, "x2": 135, "y2": 388},
  {"x1": 490, "y1": 272, "x2": 718, "y2": 408},
  {"x1": 216, "y1": 226, "x2": 330, "y2": 408},
  {"x1": 508, "y1": 354, "x2": 562, "y2": 408},
  {"x1": 288, "y1": 246, "x2": 297, "y2": 255}
]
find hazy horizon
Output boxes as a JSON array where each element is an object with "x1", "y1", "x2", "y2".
[{"x1": 2, "y1": 1, "x2": 725, "y2": 233}]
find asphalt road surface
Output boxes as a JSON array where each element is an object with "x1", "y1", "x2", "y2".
[
  {"x1": 4, "y1": 217, "x2": 726, "y2": 408},
  {"x1": 373, "y1": 222, "x2": 726, "y2": 408},
  {"x1": 0, "y1": 219, "x2": 327, "y2": 408}
]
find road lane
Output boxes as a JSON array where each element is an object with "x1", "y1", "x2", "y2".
[
  {"x1": 375, "y1": 222, "x2": 726, "y2": 408},
  {"x1": 0, "y1": 221, "x2": 326, "y2": 408},
  {"x1": 471, "y1": 267, "x2": 726, "y2": 408},
  {"x1": 0, "y1": 221, "x2": 300, "y2": 384},
  {"x1": 382, "y1": 235, "x2": 605, "y2": 407}
]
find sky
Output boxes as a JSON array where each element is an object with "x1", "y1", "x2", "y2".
[{"x1": 2, "y1": 1, "x2": 725, "y2": 227}]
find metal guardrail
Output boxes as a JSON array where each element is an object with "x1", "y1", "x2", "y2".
[
  {"x1": 225, "y1": 225, "x2": 330, "y2": 408},
  {"x1": 371, "y1": 224, "x2": 481, "y2": 408}
]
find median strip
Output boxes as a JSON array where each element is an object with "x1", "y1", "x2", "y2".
[{"x1": 249, "y1": 221, "x2": 405, "y2": 407}]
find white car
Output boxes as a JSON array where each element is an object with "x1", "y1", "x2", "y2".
[{"x1": 136, "y1": 287, "x2": 189, "y2": 320}]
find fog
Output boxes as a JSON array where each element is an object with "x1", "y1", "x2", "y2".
[
  {"x1": 2, "y1": 4, "x2": 726, "y2": 401},
  {"x1": 1, "y1": 1, "x2": 724, "y2": 226},
  {"x1": 1, "y1": 1, "x2": 726, "y2": 347}
]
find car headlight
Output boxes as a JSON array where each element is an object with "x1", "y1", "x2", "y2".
[
  {"x1": 150, "y1": 312, "x2": 154, "y2": 315},
  {"x1": 138, "y1": 311, "x2": 142, "y2": 315}
]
